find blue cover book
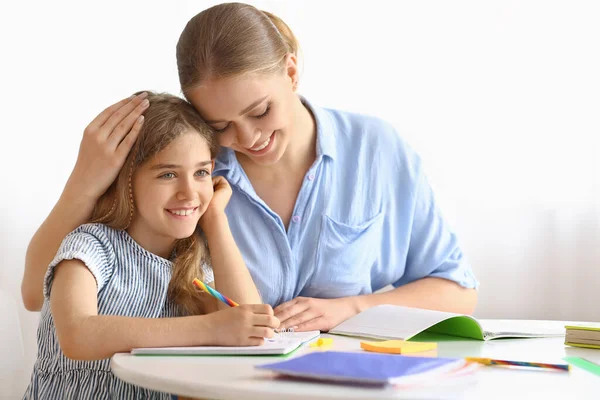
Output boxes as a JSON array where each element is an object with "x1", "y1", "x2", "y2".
[{"x1": 257, "y1": 351, "x2": 466, "y2": 386}]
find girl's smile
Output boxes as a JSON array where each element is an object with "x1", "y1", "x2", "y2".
[
  {"x1": 166, "y1": 206, "x2": 199, "y2": 218},
  {"x1": 127, "y1": 131, "x2": 214, "y2": 259}
]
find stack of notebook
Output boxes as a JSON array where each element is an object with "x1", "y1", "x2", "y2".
[
  {"x1": 565, "y1": 325, "x2": 600, "y2": 349},
  {"x1": 256, "y1": 351, "x2": 479, "y2": 387}
]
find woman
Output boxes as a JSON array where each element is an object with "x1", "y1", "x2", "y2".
[{"x1": 22, "y1": 2, "x2": 477, "y2": 332}]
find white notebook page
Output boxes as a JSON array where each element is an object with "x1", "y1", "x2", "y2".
[{"x1": 131, "y1": 330, "x2": 320, "y2": 356}]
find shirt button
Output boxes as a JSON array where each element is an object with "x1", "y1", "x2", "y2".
[
  {"x1": 308, "y1": 174, "x2": 315, "y2": 181},
  {"x1": 292, "y1": 215, "x2": 301, "y2": 223}
]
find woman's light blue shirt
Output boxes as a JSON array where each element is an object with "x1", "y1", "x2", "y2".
[{"x1": 215, "y1": 98, "x2": 478, "y2": 307}]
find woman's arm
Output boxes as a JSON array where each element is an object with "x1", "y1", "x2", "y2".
[
  {"x1": 22, "y1": 193, "x2": 96, "y2": 311},
  {"x1": 51, "y1": 259, "x2": 277, "y2": 360},
  {"x1": 201, "y1": 177, "x2": 262, "y2": 307},
  {"x1": 354, "y1": 277, "x2": 477, "y2": 314},
  {"x1": 274, "y1": 278, "x2": 477, "y2": 332},
  {"x1": 21, "y1": 94, "x2": 148, "y2": 311}
]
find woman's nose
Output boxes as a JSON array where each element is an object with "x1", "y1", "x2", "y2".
[{"x1": 235, "y1": 123, "x2": 261, "y2": 148}]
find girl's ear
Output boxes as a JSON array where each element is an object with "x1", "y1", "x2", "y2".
[
  {"x1": 211, "y1": 160, "x2": 216, "y2": 173},
  {"x1": 283, "y1": 53, "x2": 299, "y2": 92}
]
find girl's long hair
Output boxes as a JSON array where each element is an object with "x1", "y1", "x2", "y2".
[{"x1": 90, "y1": 91, "x2": 219, "y2": 315}]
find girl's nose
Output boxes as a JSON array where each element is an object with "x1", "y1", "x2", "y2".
[{"x1": 176, "y1": 178, "x2": 196, "y2": 201}]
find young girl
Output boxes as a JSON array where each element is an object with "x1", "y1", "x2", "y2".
[
  {"x1": 23, "y1": 2, "x2": 478, "y2": 333},
  {"x1": 24, "y1": 92, "x2": 279, "y2": 399}
]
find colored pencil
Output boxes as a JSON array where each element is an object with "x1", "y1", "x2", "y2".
[
  {"x1": 465, "y1": 357, "x2": 570, "y2": 372},
  {"x1": 193, "y1": 278, "x2": 239, "y2": 307}
]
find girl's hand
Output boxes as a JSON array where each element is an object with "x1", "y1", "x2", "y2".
[
  {"x1": 65, "y1": 93, "x2": 149, "y2": 201},
  {"x1": 207, "y1": 176, "x2": 232, "y2": 214},
  {"x1": 201, "y1": 304, "x2": 280, "y2": 346},
  {"x1": 199, "y1": 176, "x2": 232, "y2": 230}
]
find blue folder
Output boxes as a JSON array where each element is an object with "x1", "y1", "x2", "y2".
[{"x1": 257, "y1": 351, "x2": 465, "y2": 386}]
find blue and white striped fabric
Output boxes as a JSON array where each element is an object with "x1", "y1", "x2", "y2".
[{"x1": 24, "y1": 223, "x2": 213, "y2": 399}]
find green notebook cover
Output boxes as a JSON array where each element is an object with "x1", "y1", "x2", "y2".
[
  {"x1": 329, "y1": 305, "x2": 564, "y2": 342},
  {"x1": 411, "y1": 316, "x2": 485, "y2": 341},
  {"x1": 565, "y1": 325, "x2": 600, "y2": 332},
  {"x1": 564, "y1": 342, "x2": 600, "y2": 350}
]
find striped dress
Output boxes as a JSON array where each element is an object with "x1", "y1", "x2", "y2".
[{"x1": 24, "y1": 223, "x2": 213, "y2": 399}]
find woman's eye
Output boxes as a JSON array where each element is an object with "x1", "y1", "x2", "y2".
[
  {"x1": 195, "y1": 169, "x2": 210, "y2": 177},
  {"x1": 160, "y1": 172, "x2": 176, "y2": 179},
  {"x1": 253, "y1": 104, "x2": 271, "y2": 119},
  {"x1": 213, "y1": 124, "x2": 229, "y2": 133}
]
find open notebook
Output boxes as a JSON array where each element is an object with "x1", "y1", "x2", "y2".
[
  {"x1": 329, "y1": 305, "x2": 565, "y2": 341},
  {"x1": 131, "y1": 330, "x2": 320, "y2": 356}
]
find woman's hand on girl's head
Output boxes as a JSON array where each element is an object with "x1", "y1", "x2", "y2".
[
  {"x1": 199, "y1": 176, "x2": 232, "y2": 230},
  {"x1": 66, "y1": 93, "x2": 149, "y2": 201},
  {"x1": 201, "y1": 304, "x2": 280, "y2": 346}
]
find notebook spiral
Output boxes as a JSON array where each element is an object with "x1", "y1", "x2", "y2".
[{"x1": 275, "y1": 327, "x2": 296, "y2": 337}]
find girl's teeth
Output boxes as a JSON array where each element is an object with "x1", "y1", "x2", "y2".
[
  {"x1": 251, "y1": 137, "x2": 270, "y2": 151},
  {"x1": 169, "y1": 209, "x2": 194, "y2": 216}
]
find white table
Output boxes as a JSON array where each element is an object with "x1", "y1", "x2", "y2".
[{"x1": 111, "y1": 330, "x2": 600, "y2": 399}]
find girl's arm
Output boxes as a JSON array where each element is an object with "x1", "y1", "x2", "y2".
[
  {"x1": 201, "y1": 177, "x2": 262, "y2": 307},
  {"x1": 51, "y1": 259, "x2": 278, "y2": 360},
  {"x1": 21, "y1": 94, "x2": 148, "y2": 311}
]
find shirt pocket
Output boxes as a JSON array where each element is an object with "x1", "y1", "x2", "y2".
[{"x1": 310, "y1": 211, "x2": 384, "y2": 297}]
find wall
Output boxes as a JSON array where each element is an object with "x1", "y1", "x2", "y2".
[{"x1": 1, "y1": 0, "x2": 598, "y2": 396}]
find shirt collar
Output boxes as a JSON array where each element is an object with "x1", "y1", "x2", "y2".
[
  {"x1": 214, "y1": 96, "x2": 337, "y2": 176},
  {"x1": 213, "y1": 146, "x2": 236, "y2": 176},
  {"x1": 302, "y1": 96, "x2": 337, "y2": 161}
]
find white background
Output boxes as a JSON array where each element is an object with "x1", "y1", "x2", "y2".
[{"x1": 1, "y1": 0, "x2": 599, "y2": 396}]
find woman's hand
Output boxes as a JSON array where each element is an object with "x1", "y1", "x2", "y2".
[
  {"x1": 274, "y1": 297, "x2": 361, "y2": 332},
  {"x1": 201, "y1": 304, "x2": 279, "y2": 346},
  {"x1": 65, "y1": 93, "x2": 149, "y2": 201},
  {"x1": 21, "y1": 93, "x2": 151, "y2": 312},
  {"x1": 199, "y1": 176, "x2": 232, "y2": 231}
]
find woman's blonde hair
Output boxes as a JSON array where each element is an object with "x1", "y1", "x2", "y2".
[
  {"x1": 90, "y1": 91, "x2": 219, "y2": 315},
  {"x1": 176, "y1": 2, "x2": 299, "y2": 92}
]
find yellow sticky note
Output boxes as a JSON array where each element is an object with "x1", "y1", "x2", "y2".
[
  {"x1": 310, "y1": 338, "x2": 333, "y2": 347},
  {"x1": 360, "y1": 340, "x2": 437, "y2": 354}
]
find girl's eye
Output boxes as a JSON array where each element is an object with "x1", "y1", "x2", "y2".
[
  {"x1": 160, "y1": 172, "x2": 176, "y2": 179},
  {"x1": 195, "y1": 169, "x2": 210, "y2": 177},
  {"x1": 253, "y1": 104, "x2": 271, "y2": 119}
]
